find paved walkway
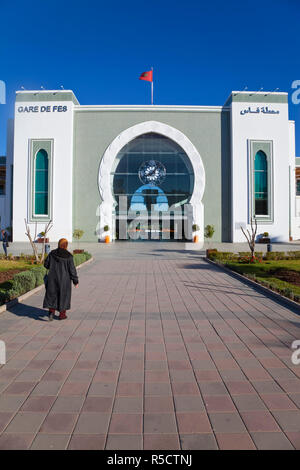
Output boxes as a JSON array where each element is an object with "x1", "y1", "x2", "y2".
[
  {"x1": 6, "y1": 239, "x2": 300, "y2": 256},
  {"x1": 0, "y1": 244, "x2": 300, "y2": 449}
]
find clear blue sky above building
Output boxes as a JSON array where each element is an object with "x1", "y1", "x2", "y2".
[{"x1": 0, "y1": 0, "x2": 299, "y2": 155}]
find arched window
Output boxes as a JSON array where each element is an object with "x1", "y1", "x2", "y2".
[
  {"x1": 34, "y1": 149, "x2": 49, "y2": 216},
  {"x1": 112, "y1": 132, "x2": 194, "y2": 213},
  {"x1": 254, "y1": 150, "x2": 268, "y2": 216}
]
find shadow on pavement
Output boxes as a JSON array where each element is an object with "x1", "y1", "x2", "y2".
[
  {"x1": 181, "y1": 263, "x2": 216, "y2": 270},
  {"x1": 7, "y1": 301, "x2": 51, "y2": 321}
]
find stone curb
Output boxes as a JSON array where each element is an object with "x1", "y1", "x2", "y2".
[
  {"x1": 0, "y1": 256, "x2": 94, "y2": 315},
  {"x1": 205, "y1": 256, "x2": 300, "y2": 313}
]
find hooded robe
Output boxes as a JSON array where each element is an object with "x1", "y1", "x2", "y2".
[{"x1": 43, "y1": 248, "x2": 78, "y2": 311}]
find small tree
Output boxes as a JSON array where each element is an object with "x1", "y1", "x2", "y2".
[
  {"x1": 204, "y1": 224, "x2": 215, "y2": 246},
  {"x1": 73, "y1": 229, "x2": 84, "y2": 250},
  {"x1": 240, "y1": 217, "x2": 257, "y2": 262},
  {"x1": 25, "y1": 219, "x2": 53, "y2": 264}
]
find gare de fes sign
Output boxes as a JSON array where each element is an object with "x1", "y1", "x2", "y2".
[{"x1": 17, "y1": 105, "x2": 68, "y2": 113}]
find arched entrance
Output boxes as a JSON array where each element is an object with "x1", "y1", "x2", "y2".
[{"x1": 98, "y1": 121, "x2": 205, "y2": 242}]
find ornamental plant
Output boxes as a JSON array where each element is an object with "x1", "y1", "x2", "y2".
[
  {"x1": 204, "y1": 224, "x2": 215, "y2": 239},
  {"x1": 204, "y1": 224, "x2": 215, "y2": 248},
  {"x1": 24, "y1": 219, "x2": 53, "y2": 264},
  {"x1": 192, "y1": 224, "x2": 200, "y2": 232},
  {"x1": 103, "y1": 225, "x2": 109, "y2": 232},
  {"x1": 73, "y1": 229, "x2": 84, "y2": 250},
  {"x1": 240, "y1": 217, "x2": 257, "y2": 262}
]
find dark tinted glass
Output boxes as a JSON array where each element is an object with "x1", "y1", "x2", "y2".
[{"x1": 112, "y1": 133, "x2": 193, "y2": 213}]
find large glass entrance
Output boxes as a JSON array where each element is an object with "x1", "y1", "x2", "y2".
[
  {"x1": 115, "y1": 215, "x2": 187, "y2": 241},
  {"x1": 112, "y1": 133, "x2": 194, "y2": 241}
]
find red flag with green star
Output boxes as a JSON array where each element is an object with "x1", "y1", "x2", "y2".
[{"x1": 139, "y1": 70, "x2": 153, "y2": 82}]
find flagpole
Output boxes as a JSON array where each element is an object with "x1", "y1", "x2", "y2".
[{"x1": 151, "y1": 67, "x2": 153, "y2": 105}]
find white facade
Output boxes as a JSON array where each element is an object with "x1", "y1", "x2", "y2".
[
  {"x1": 12, "y1": 93, "x2": 76, "y2": 241},
  {"x1": 230, "y1": 92, "x2": 295, "y2": 242}
]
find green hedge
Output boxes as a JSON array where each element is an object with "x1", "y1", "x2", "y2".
[
  {"x1": 9, "y1": 270, "x2": 36, "y2": 299},
  {"x1": 207, "y1": 250, "x2": 300, "y2": 263},
  {"x1": 0, "y1": 281, "x2": 13, "y2": 304},
  {"x1": 208, "y1": 251, "x2": 239, "y2": 262},
  {"x1": 73, "y1": 251, "x2": 92, "y2": 267},
  {"x1": 30, "y1": 266, "x2": 47, "y2": 287},
  {"x1": 286, "y1": 251, "x2": 300, "y2": 259},
  {"x1": 264, "y1": 251, "x2": 286, "y2": 260}
]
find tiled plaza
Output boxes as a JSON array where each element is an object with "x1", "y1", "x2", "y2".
[{"x1": 0, "y1": 243, "x2": 300, "y2": 450}]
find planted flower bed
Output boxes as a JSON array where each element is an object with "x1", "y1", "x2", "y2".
[
  {"x1": 206, "y1": 250, "x2": 300, "y2": 303},
  {"x1": 0, "y1": 251, "x2": 92, "y2": 306}
]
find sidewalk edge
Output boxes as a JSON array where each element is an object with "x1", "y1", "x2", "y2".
[{"x1": 205, "y1": 257, "x2": 300, "y2": 313}]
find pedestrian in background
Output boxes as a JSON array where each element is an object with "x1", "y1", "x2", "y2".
[
  {"x1": 1, "y1": 229, "x2": 8, "y2": 257},
  {"x1": 43, "y1": 238, "x2": 79, "y2": 321}
]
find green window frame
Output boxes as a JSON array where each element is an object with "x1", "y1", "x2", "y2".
[
  {"x1": 254, "y1": 150, "x2": 268, "y2": 216},
  {"x1": 249, "y1": 140, "x2": 273, "y2": 223},
  {"x1": 29, "y1": 139, "x2": 53, "y2": 221},
  {"x1": 34, "y1": 149, "x2": 48, "y2": 216}
]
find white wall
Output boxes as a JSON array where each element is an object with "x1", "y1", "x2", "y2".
[
  {"x1": 12, "y1": 95, "x2": 75, "y2": 242},
  {"x1": 230, "y1": 95, "x2": 291, "y2": 242}
]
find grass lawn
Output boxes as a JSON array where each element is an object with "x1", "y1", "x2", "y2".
[
  {"x1": 225, "y1": 259, "x2": 300, "y2": 296},
  {"x1": 0, "y1": 259, "x2": 34, "y2": 272},
  {"x1": 0, "y1": 258, "x2": 36, "y2": 288}
]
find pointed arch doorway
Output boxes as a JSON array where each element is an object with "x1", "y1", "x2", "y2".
[{"x1": 98, "y1": 121, "x2": 205, "y2": 242}]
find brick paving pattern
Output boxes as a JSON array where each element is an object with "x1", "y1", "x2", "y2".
[{"x1": 0, "y1": 245, "x2": 300, "y2": 449}]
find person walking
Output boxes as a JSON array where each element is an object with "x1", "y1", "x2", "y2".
[
  {"x1": 43, "y1": 238, "x2": 79, "y2": 321},
  {"x1": 1, "y1": 229, "x2": 8, "y2": 257}
]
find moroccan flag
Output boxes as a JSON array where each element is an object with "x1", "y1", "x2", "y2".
[{"x1": 139, "y1": 70, "x2": 153, "y2": 82}]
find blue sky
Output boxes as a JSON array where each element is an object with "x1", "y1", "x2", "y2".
[{"x1": 0, "y1": 0, "x2": 300, "y2": 154}]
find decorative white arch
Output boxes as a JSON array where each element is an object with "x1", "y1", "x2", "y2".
[{"x1": 97, "y1": 120, "x2": 206, "y2": 242}]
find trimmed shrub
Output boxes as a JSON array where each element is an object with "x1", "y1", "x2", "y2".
[
  {"x1": 238, "y1": 252, "x2": 250, "y2": 258},
  {"x1": 83, "y1": 251, "x2": 92, "y2": 261},
  {"x1": 0, "y1": 288, "x2": 10, "y2": 304},
  {"x1": 287, "y1": 251, "x2": 300, "y2": 259},
  {"x1": 207, "y1": 251, "x2": 241, "y2": 263},
  {"x1": 213, "y1": 252, "x2": 234, "y2": 261},
  {"x1": 73, "y1": 253, "x2": 86, "y2": 267},
  {"x1": 72, "y1": 251, "x2": 92, "y2": 266},
  {"x1": 264, "y1": 251, "x2": 286, "y2": 261},
  {"x1": 10, "y1": 271, "x2": 36, "y2": 298},
  {"x1": 282, "y1": 287, "x2": 294, "y2": 299},
  {"x1": 30, "y1": 266, "x2": 47, "y2": 287}
]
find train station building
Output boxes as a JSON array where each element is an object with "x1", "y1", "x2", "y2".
[{"x1": 4, "y1": 88, "x2": 299, "y2": 243}]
